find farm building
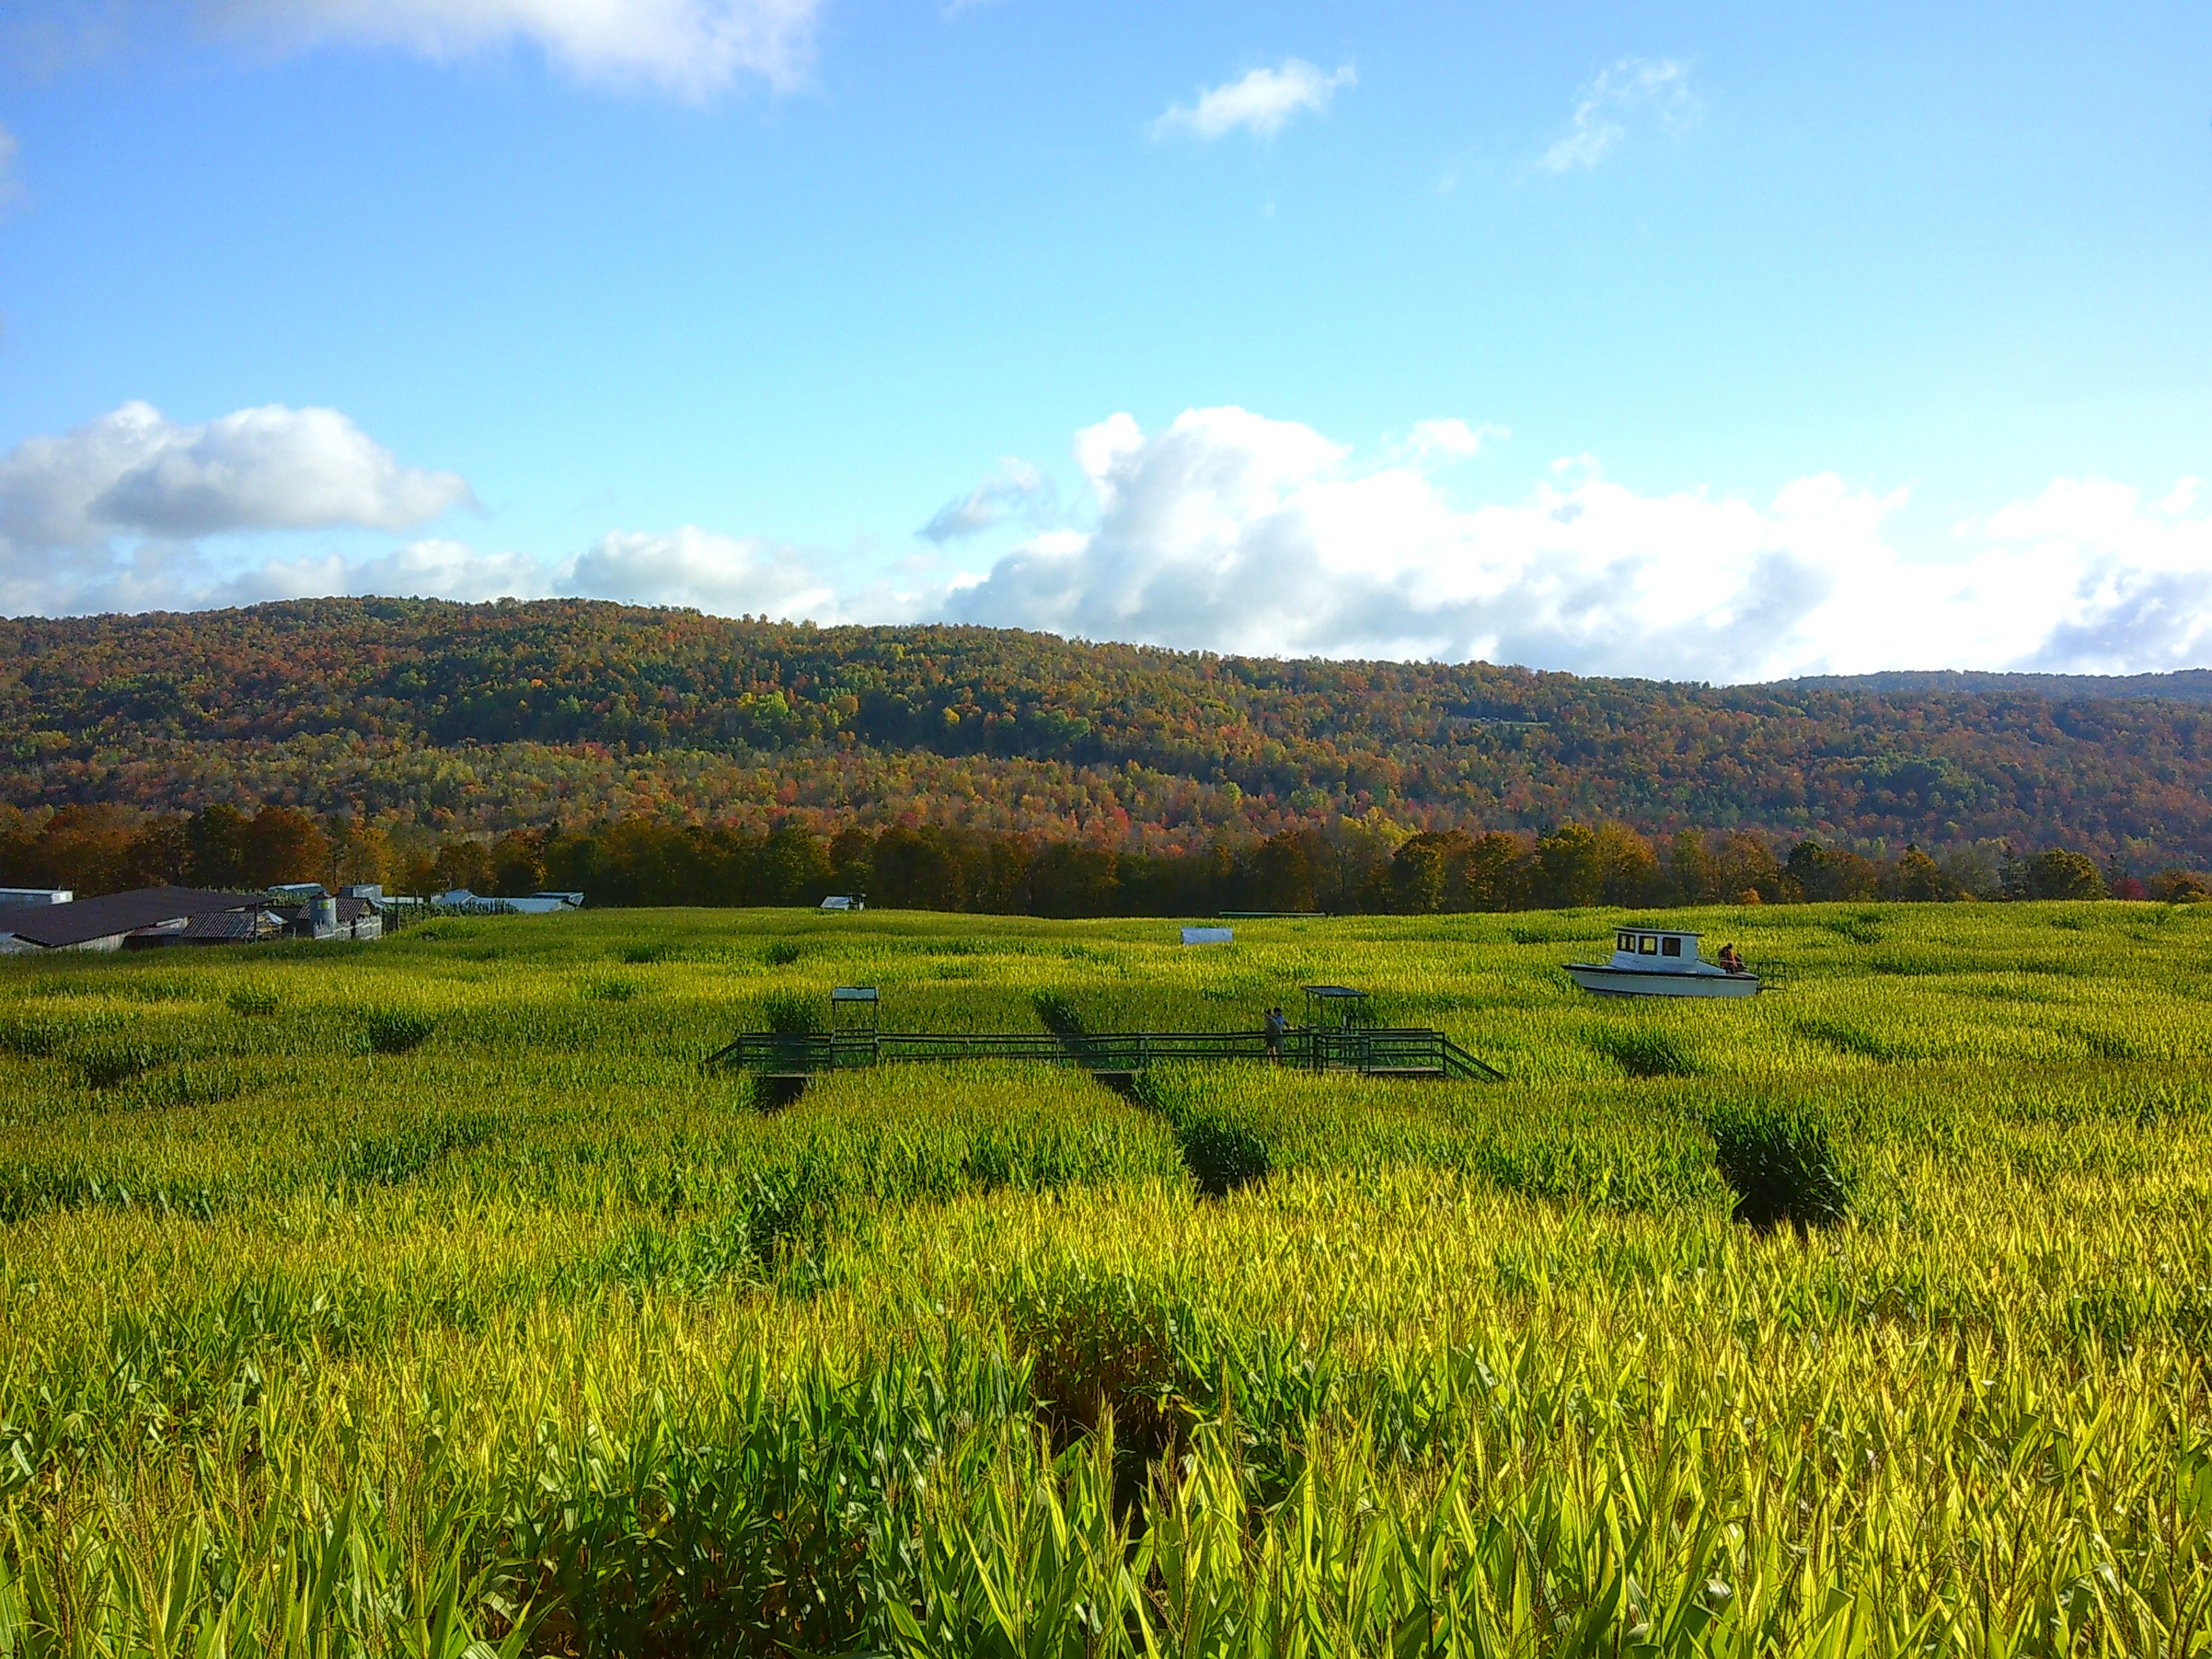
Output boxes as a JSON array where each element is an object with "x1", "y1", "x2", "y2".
[
  {"x1": 0, "y1": 884, "x2": 398, "y2": 953},
  {"x1": 0, "y1": 888, "x2": 73, "y2": 912},
  {"x1": 431, "y1": 889, "x2": 585, "y2": 916},
  {"x1": 265, "y1": 891, "x2": 386, "y2": 942},
  {"x1": 0, "y1": 886, "x2": 266, "y2": 954}
]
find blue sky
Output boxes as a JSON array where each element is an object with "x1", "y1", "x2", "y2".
[{"x1": 1, "y1": 0, "x2": 2208, "y2": 680}]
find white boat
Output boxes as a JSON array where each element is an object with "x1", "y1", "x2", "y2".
[{"x1": 1564, "y1": 927, "x2": 1761, "y2": 998}]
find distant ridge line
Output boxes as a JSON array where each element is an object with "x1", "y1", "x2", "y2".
[
  {"x1": 1770, "y1": 668, "x2": 2212, "y2": 705},
  {"x1": 7, "y1": 597, "x2": 2211, "y2": 703}
]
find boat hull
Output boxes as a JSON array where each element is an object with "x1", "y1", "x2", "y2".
[{"x1": 1564, "y1": 964, "x2": 1761, "y2": 999}]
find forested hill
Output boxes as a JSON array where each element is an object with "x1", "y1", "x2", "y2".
[{"x1": 5, "y1": 596, "x2": 2211, "y2": 863}]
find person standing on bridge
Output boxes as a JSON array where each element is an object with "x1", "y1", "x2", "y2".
[{"x1": 1264, "y1": 1006, "x2": 1287, "y2": 1064}]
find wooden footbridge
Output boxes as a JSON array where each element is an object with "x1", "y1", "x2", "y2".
[{"x1": 708, "y1": 985, "x2": 1506, "y2": 1083}]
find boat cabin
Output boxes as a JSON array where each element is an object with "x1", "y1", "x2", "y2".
[
  {"x1": 1566, "y1": 928, "x2": 1757, "y2": 998},
  {"x1": 1611, "y1": 928, "x2": 1702, "y2": 966}
]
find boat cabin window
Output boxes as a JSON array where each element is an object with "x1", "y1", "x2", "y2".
[
  {"x1": 1662, "y1": 937, "x2": 1682, "y2": 957},
  {"x1": 1638, "y1": 935, "x2": 1658, "y2": 954},
  {"x1": 1616, "y1": 931, "x2": 1632, "y2": 951}
]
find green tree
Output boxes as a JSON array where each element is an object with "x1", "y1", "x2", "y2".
[
  {"x1": 1387, "y1": 834, "x2": 1451, "y2": 914},
  {"x1": 1462, "y1": 832, "x2": 1528, "y2": 912},
  {"x1": 1243, "y1": 827, "x2": 1322, "y2": 913},
  {"x1": 1594, "y1": 821, "x2": 1662, "y2": 906},
  {"x1": 330, "y1": 823, "x2": 394, "y2": 891},
  {"x1": 2005, "y1": 848, "x2": 2107, "y2": 901},
  {"x1": 756, "y1": 823, "x2": 832, "y2": 906},
  {"x1": 2149, "y1": 867, "x2": 2211, "y2": 903},
  {"x1": 188, "y1": 805, "x2": 254, "y2": 889},
  {"x1": 1782, "y1": 839, "x2": 1879, "y2": 902},
  {"x1": 432, "y1": 838, "x2": 496, "y2": 894},
  {"x1": 1713, "y1": 831, "x2": 1782, "y2": 905},
  {"x1": 1029, "y1": 841, "x2": 1119, "y2": 918},
  {"x1": 241, "y1": 806, "x2": 331, "y2": 888},
  {"x1": 121, "y1": 815, "x2": 191, "y2": 888},
  {"x1": 1893, "y1": 844, "x2": 1952, "y2": 901},
  {"x1": 872, "y1": 826, "x2": 969, "y2": 912},
  {"x1": 1531, "y1": 822, "x2": 1605, "y2": 909},
  {"x1": 1667, "y1": 831, "x2": 1719, "y2": 903},
  {"x1": 489, "y1": 830, "x2": 548, "y2": 897}
]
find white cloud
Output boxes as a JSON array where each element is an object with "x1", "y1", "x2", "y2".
[
  {"x1": 919, "y1": 457, "x2": 1054, "y2": 542},
  {"x1": 199, "y1": 0, "x2": 821, "y2": 98},
  {"x1": 0, "y1": 401, "x2": 471, "y2": 550},
  {"x1": 187, "y1": 538, "x2": 553, "y2": 610},
  {"x1": 1404, "y1": 418, "x2": 1506, "y2": 463},
  {"x1": 0, "y1": 397, "x2": 869, "y2": 622},
  {"x1": 9, "y1": 397, "x2": 2207, "y2": 682},
  {"x1": 1534, "y1": 56, "x2": 1699, "y2": 175},
  {"x1": 1152, "y1": 58, "x2": 1355, "y2": 142},
  {"x1": 1966, "y1": 480, "x2": 2212, "y2": 674},
  {"x1": 0, "y1": 401, "x2": 475, "y2": 614},
  {"x1": 562, "y1": 525, "x2": 843, "y2": 618},
  {"x1": 941, "y1": 406, "x2": 2212, "y2": 682}
]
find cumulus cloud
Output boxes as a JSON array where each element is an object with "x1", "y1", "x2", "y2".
[
  {"x1": 0, "y1": 398, "x2": 870, "y2": 621},
  {"x1": 0, "y1": 401, "x2": 471, "y2": 550},
  {"x1": 199, "y1": 0, "x2": 821, "y2": 98},
  {"x1": 0, "y1": 401, "x2": 476, "y2": 613},
  {"x1": 1152, "y1": 58, "x2": 1355, "y2": 141},
  {"x1": 206, "y1": 539, "x2": 556, "y2": 609},
  {"x1": 1534, "y1": 56, "x2": 1699, "y2": 174},
  {"x1": 941, "y1": 406, "x2": 2212, "y2": 682},
  {"x1": 919, "y1": 457, "x2": 1054, "y2": 542},
  {"x1": 562, "y1": 525, "x2": 844, "y2": 619},
  {"x1": 9, "y1": 396, "x2": 2207, "y2": 682},
  {"x1": 1971, "y1": 479, "x2": 2212, "y2": 673}
]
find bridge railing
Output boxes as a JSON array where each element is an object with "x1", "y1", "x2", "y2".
[{"x1": 708, "y1": 1025, "x2": 1504, "y2": 1080}]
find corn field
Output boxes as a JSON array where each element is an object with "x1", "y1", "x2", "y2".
[{"x1": 3, "y1": 900, "x2": 2211, "y2": 1656}]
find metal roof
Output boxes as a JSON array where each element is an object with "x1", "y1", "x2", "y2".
[
  {"x1": 1301, "y1": 985, "x2": 1368, "y2": 998},
  {"x1": 5, "y1": 887, "x2": 265, "y2": 950},
  {"x1": 182, "y1": 910, "x2": 266, "y2": 942},
  {"x1": 830, "y1": 985, "x2": 878, "y2": 1001},
  {"x1": 0, "y1": 888, "x2": 72, "y2": 910}
]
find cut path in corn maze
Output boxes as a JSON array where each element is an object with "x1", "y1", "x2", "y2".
[{"x1": 4, "y1": 900, "x2": 2212, "y2": 1656}]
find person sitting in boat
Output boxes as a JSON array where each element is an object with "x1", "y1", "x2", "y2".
[{"x1": 1716, "y1": 943, "x2": 1745, "y2": 974}]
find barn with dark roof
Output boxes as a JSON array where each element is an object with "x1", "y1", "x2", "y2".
[{"x1": 0, "y1": 888, "x2": 267, "y2": 954}]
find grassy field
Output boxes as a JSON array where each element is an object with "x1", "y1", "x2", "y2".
[{"x1": 3, "y1": 900, "x2": 2211, "y2": 1656}]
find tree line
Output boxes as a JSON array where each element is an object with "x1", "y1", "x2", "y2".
[{"x1": 7, "y1": 802, "x2": 2205, "y2": 916}]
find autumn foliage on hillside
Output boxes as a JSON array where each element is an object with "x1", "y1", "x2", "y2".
[{"x1": 4, "y1": 598, "x2": 2212, "y2": 907}]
